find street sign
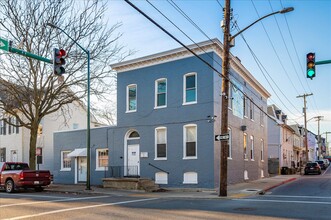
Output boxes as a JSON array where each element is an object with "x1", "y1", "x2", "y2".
[
  {"x1": 215, "y1": 134, "x2": 229, "y2": 141},
  {"x1": 0, "y1": 37, "x2": 9, "y2": 51}
]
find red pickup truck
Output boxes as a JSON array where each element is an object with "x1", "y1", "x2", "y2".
[{"x1": 0, "y1": 162, "x2": 51, "y2": 193}]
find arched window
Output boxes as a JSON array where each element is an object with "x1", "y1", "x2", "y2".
[{"x1": 129, "y1": 131, "x2": 140, "y2": 139}]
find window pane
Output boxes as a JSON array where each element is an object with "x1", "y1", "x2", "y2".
[
  {"x1": 186, "y1": 142, "x2": 196, "y2": 157},
  {"x1": 157, "y1": 81, "x2": 166, "y2": 93},
  {"x1": 157, "y1": 129, "x2": 166, "y2": 144},
  {"x1": 62, "y1": 152, "x2": 71, "y2": 169},
  {"x1": 157, "y1": 144, "x2": 166, "y2": 157},
  {"x1": 186, "y1": 126, "x2": 196, "y2": 142},
  {"x1": 98, "y1": 149, "x2": 108, "y2": 167},
  {"x1": 186, "y1": 75, "x2": 195, "y2": 88},
  {"x1": 186, "y1": 89, "x2": 196, "y2": 102},
  {"x1": 128, "y1": 86, "x2": 137, "y2": 111},
  {"x1": 129, "y1": 131, "x2": 140, "y2": 138},
  {"x1": 157, "y1": 93, "x2": 166, "y2": 106}
]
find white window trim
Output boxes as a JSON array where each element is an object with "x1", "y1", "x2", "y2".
[
  {"x1": 95, "y1": 148, "x2": 109, "y2": 171},
  {"x1": 261, "y1": 139, "x2": 264, "y2": 162},
  {"x1": 243, "y1": 133, "x2": 247, "y2": 160},
  {"x1": 250, "y1": 99, "x2": 254, "y2": 121},
  {"x1": 60, "y1": 151, "x2": 71, "y2": 171},
  {"x1": 126, "y1": 84, "x2": 137, "y2": 113},
  {"x1": 155, "y1": 172, "x2": 168, "y2": 184},
  {"x1": 183, "y1": 72, "x2": 197, "y2": 105},
  {"x1": 183, "y1": 172, "x2": 198, "y2": 184},
  {"x1": 250, "y1": 135, "x2": 254, "y2": 160},
  {"x1": 154, "y1": 78, "x2": 167, "y2": 109},
  {"x1": 155, "y1": 127, "x2": 167, "y2": 160},
  {"x1": 183, "y1": 124, "x2": 197, "y2": 159}
]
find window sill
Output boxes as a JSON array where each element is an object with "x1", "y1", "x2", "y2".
[
  {"x1": 251, "y1": 159, "x2": 255, "y2": 161},
  {"x1": 183, "y1": 182, "x2": 198, "y2": 184},
  {"x1": 227, "y1": 157, "x2": 232, "y2": 160},
  {"x1": 183, "y1": 157, "x2": 197, "y2": 160},
  {"x1": 154, "y1": 158, "x2": 167, "y2": 161},
  {"x1": 126, "y1": 110, "x2": 137, "y2": 113},
  {"x1": 244, "y1": 159, "x2": 248, "y2": 161},
  {"x1": 95, "y1": 168, "x2": 108, "y2": 171},
  {"x1": 60, "y1": 169, "x2": 71, "y2": 172},
  {"x1": 154, "y1": 106, "x2": 167, "y2": 110},
  {"x1": 182, "y1": 101, "x2": 197, "y2": 106}
]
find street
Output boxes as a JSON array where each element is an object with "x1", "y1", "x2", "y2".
[{"x1": 1, "y1": 167, "x2": 331, "y2": 220}]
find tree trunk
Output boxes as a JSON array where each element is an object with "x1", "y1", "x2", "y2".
[{"x1": 29, "y1": 126, "x2": 38, "y2": 170}]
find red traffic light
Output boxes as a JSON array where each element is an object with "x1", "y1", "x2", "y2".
[
  {"x1": 307, "y1": 53, "x2": 315, "y2": 61},
  {"x1": 53, "y1": 48, "x2": 66, "y2": 76}
]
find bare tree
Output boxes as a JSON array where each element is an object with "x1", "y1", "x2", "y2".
[{"x1": 0, "y1": 0, "x2": 131, "y2": 169}]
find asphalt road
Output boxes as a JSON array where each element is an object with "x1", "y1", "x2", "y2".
[{"x1": 1, "y1": 167, "x2": 331, "y2": 220}]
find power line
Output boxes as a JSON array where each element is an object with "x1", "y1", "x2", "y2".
[{"x1": 124, "y1": 0, "x2": 281, "y2": 124}]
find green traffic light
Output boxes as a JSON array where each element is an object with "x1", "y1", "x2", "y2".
[{"x1": 307, "y1": 69, "x2": 315, "y2": 77}]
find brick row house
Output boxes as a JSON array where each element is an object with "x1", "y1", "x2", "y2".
[{"x1": 53, "y1": 39, "x2": 271, "y2": 188}]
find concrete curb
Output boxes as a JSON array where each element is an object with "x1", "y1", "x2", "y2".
[{"x1": 258, "y1": 177, "x2": 297, "y2": 195}]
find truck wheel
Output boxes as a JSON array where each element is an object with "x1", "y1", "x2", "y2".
[{"x1": 5, "y1": 180, "x2": 15, "y2": 193}]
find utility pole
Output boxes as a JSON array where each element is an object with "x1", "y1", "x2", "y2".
[
  {"x1": 219, "y1": 0, "x2": 231, "y2": 197},
  {"x1": 218, "y1": 0, "x2": 293, "y2": 197},
  {"x1": 315, "y1": 116, "x2": 324, "y2": 160},
  {"x1": 296, "y1": 93, "x2": 313, "y2": 163}
]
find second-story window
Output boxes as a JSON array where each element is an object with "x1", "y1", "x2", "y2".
[
  {"x1": 155, "y1": 79, "x2": 167, "y2": 108},
  {"x1": 250, "y1": 99, "x2": 254, "y2": 120},
  {"x1": 127, "y1": 84, "x2": 137, "y2": 112},
  {"x1": 183, "y1": 73, "x2": 197, "y2": 104}
]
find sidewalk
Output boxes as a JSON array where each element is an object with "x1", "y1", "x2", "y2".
[{"x1": 45, "y1": 174, "x2": 300, "y2": 199}]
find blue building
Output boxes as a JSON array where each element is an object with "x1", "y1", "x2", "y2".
[{"x1": 53, "y1": 39, "x2": 270, "y2": 188}]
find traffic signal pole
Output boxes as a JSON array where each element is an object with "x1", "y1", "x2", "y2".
[{"x1": 0, "y1": 37, "x2": 52, "y2": 64}]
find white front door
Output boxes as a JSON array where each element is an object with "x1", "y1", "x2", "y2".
[
  {"x1": 78, "y1": 157, "x2": 87, "y2": 182},
  {"x1": 127, "y1": 144, "x2": 140, "y2": 176}
]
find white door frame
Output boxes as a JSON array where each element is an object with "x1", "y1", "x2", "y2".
[
  {"x1": 127, "y1": 144, "x2": 140, "y2": 176},
  {"x1": 124, "y1": 130, "x2": 140, "y2": 177},
  {"x1": 74, "y1": 156, "x2": 87, "y2": 184}
]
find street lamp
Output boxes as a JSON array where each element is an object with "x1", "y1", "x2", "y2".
[
  {"x1": 219, "y1": 1, "x2": 294, "y2": 197},
  {"x1": 46, "y1": 23, "x2": 92, "y2": 190}
]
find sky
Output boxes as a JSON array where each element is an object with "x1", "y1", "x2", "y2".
[{"x1": 107, "y1": 0, "x2": 331, "y2": 138}]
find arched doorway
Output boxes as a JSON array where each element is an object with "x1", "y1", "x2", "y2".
[{"x1": 125, "y1": 130, "x2": 140, "y2": 177}]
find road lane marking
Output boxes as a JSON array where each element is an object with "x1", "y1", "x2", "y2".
[
  {"x1": 0, "y1": 195, "x2": 110, "y2": 208},
  {"x1": 3, "y1": 198, "x2": 159, "y2": 220},
  {"x1": 262, "y1": 195, "x2": 331, "y2": 199},
  {"x1": 0, "y1": 193, "x2": 69, "y2": 199},
  {"x1": 234, "y1": 198, "x2": 331, "y2": 205}
]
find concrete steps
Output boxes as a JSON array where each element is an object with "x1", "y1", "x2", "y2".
[{"x1": 102, "y1": 178, "x2": 164, "y2": 192}]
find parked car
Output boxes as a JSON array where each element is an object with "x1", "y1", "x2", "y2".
[
  {"x1": 323, "y1": 159, "x2": 330, "y2": 167},
  {"x1": 0, "y1": 162, "x2": 51, "y2": 193},
  {"x1": 315, "y1": 160, "x2": 327, "y2": 170},
  {"x1": 304, "y1": 162, "x2": 321, "y2": 175}
]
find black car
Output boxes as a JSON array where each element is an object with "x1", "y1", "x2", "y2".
[
  {"x1": 315, "y1": 160, "x2": 327, "y2": 170},
  {"x1": 304, "y1": 162, "x2": 321, "y2": 175}
]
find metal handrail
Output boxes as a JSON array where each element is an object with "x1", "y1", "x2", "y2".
[{"x1": 148, "y1": 163, "x2": 169, "y2": 174}]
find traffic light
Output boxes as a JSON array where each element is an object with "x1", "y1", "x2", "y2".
[
  {"x1": 53, "y1": 48, "x2": 66, "y2": 76},
  {"x1": 306, "y1": 52, "x2": 315, "y2": 80}
]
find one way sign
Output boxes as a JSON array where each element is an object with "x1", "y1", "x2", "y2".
[{"x1": 215, "y1": 134, "x2": 229, "y2": 141}]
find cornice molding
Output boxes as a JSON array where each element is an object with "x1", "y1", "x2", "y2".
[{"x1": 111, "y1": 39, "x2": 270, "y2": 98}]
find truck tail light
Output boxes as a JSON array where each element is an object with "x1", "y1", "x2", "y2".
[{"x1": 19, "y1": 172, "x2": 24, "y2": 180}]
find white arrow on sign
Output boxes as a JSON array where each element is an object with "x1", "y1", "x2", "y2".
[{"x1": 215, "y1": 134, "x2": 229, "y2": 141}]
